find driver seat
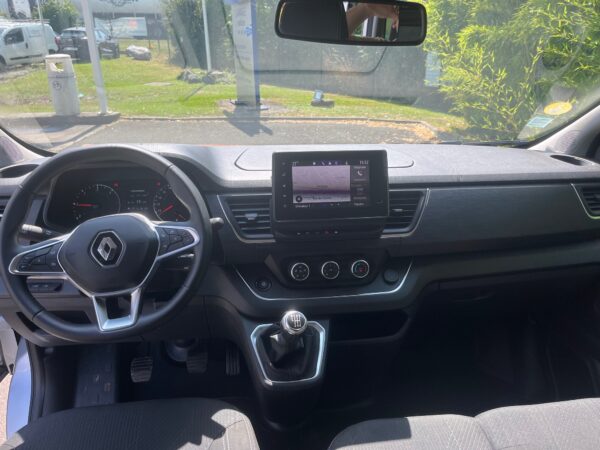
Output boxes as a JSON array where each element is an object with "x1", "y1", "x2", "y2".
[{"x1": 0, "y1": 398, "x2": 258, "y2": 450}]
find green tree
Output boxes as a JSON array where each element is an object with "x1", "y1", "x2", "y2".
[
  {"x1": 425, "y1": 0, "x2": 600, "y2": 139},
  {"x1": 36, "y1": 0, "x2": 78, "y2": 34}
]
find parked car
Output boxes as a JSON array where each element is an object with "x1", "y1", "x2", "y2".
[
  {"x1": 57, "y1": 27, "x2": 120, "y2": 61},
  {"x1": 43, "y1": 24, "x2": 59, "y2": 54},
  {"x1": 0, "y1": 23, "x2": 57, "y2": 68}
]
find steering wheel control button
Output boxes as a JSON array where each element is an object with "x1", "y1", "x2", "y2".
[
  {"x1": 321, "y1": 261, "x2": 340, "y2": 280},
  {"x1": 281, "y1": 311, "x2": 308, "y2": 335},
  {"x1": 12, "y1": 242, "x2": 64, "y2": 274},
  {"x1": 157, "y1": 227, "x2": 197, "y2": 256},
  {"x1": 351, "y1": 259, "x2": 370, "y2": 279},
  {"x1": 290, "y1": 262, "x2": 310, "y2": 281}
]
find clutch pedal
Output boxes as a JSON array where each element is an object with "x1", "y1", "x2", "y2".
[{"x1": 130, "y1": 356, "x2": 153, "y2": 383}]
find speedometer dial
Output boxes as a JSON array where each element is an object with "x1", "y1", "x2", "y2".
[
  {"x1": 72, "y1": 184, "x2": 121, "y2": 223},
  {"x1": 153, "y1": 184, "x2": 189, "y2": 222}
]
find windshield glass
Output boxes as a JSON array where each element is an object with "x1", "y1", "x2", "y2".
[{"x1": 0, "y1": 0, "x2": 597, "y2": 150}]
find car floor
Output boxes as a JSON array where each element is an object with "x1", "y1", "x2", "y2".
[{"x1": 104, "y1": 291, "x2": 600, "y2": 450}]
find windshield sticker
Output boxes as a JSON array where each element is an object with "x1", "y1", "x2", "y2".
[
  {"x1": 543, "y1": 101, "x2": 573, "y2": 116},
  {"x1": 526, "y1": 116, "x2": 554, "y2": 129}
]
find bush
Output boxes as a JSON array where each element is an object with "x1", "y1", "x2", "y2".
[
  {"x1": 426, "y1": 0, "x2": 600, "y2": 139},
  {"x1": 37, "y1": 0, "x2": 78, "y2": 34}
]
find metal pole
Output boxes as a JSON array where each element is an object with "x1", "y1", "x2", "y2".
[
  {"x1": 201, "y1": 0, "x2": 212, "y2": 71},
  {"x1": 35, "y1": 0, "x2": 47, "y2": 55},
  {"x1": 80, "y1": 0, "x2": 108, "y2": 114}
]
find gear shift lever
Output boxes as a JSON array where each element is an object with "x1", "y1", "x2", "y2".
[
  {"x1": 281, "y1": 310, "x2": 307, "y2": 338},
  {"x1": 268, "y1": 311, "x2": 308, "y2": 364}
]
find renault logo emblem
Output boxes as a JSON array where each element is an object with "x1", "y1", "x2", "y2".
[{"x1": 91, "y1": 231, "x2": 124, "y2": 267}]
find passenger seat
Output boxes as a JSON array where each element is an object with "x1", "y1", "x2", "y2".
[{"x1": 329, "y1": 398, "x2": 600, "y2": 449}]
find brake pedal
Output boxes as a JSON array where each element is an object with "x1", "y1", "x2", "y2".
[
  {"x1": 226, "y1": 344, "x2": 240, "y2": 376},
  {"x1": 130, "y1": 356, "x2": 153, "y2": 383},
  {"x1": 186, "y1": 351, "x2": 208, "y2": 374}
]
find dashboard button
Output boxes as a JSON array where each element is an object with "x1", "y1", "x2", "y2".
[
  {"x1": 255, "y1": 278, "x2": 272, "y2": 291},
  {"x1": 290, "y1": 262, "x2": 310, "y2": 281},
  {"x1": 351, "y1": 259, "x2": 370, "y2": 279},
  {"x1": 321, "y1": 261, "x2": 340, "y2": 280}
]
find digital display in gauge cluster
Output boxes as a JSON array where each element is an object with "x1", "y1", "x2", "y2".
[{"x1": 46, "y1": 168, "x2": 190, "y2": 229}]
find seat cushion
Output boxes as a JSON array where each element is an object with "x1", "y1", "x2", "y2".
[
  {"x1": 1, "y1": 398, "x2": 258, "y2": 450},
  {"x1": 328, "y1": 415, "x2": 493, "y2": 450},
  {"x1": 476, "y1": 398, "x2": 600, "y2": 450},
  {"x1": 330, "y1": 398, "x2": 600, "y2": 450}
]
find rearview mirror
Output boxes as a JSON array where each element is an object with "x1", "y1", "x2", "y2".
[{"x1": 275, "y1": 0, "x2": 426, "y2": 46}]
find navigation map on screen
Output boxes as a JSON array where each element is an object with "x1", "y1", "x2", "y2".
[{"x1": 291, "y1": 160, "x2": 370, "y2": 208}]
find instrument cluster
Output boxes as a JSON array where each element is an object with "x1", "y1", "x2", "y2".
[{"x1": 45, "y1": 167, "x2": 190, "y2": 230}]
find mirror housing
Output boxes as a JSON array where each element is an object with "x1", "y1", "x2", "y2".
[{"x1": 275, "y1": 0, "x2": 426, "y2": 46}]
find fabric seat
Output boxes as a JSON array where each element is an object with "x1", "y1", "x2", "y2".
[
  {"x1": 330, "y1": 398, "x2": 600, "y2": 450},
  {"x1": 1, "y1": 398, "x2": 258, "y2": 450}
]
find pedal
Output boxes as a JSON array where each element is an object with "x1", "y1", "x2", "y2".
[
  {"x1": 186, "y1": 351, "x2": 208, "y2": 374},
  {"x1": 130, "y1": 356, "x2": 153, "y2": 383},
  {"x1": 225, "y1": 344, "x2": 240, "y2": 376}
]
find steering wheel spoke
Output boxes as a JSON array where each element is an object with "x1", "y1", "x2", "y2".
[
  {"x1": 8, "y1": 236, "x2": 69, "y2": 276},
  {"x1": 153, "y1": 222, "x2": 200, "y2": 260},
  {"x1": 90, "y1": 287, "x2": 143, "y2": 332}
]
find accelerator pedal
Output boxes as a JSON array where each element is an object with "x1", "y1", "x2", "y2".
[{"x1": 225, "y1": 343, "x2": 240, "y2": 376}]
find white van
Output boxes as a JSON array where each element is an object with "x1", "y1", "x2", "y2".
[{"x1": 0, "y1": 23, "x2": 58, "y2": 68}]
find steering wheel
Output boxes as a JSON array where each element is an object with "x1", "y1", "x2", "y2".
[{"x1": 0, "y1": 145, "x2": 212, "y2": 343}]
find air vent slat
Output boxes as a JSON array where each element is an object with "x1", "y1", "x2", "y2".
[
  {"x1": 579, "y1": 185, "x2": 600, "y2": 216},
  {"x1": 0, "y1": 198, "x2": 9, "y2": 222},
  {"x1": 384, "y1": 190, "x2": 424, "y2": 233},
  {"x1": 224, "y1": 195, "x2": 273, "y2": 239}
]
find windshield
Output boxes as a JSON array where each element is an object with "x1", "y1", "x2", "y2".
[{"x1": 0, "y1": 0, "x2": 598, "y2": 150}]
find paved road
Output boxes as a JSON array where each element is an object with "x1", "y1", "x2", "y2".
[{"x1": 75, "y1": 118, "x2": 440, "y2": 147}]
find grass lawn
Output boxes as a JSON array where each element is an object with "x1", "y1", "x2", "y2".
[{"x1": 0, "y1": 45, "x2": 465, "y2": 133}]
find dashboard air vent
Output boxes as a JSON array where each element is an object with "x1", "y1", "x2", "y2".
[
  {"x1": 223, "y1": 194, "x2": 273, "y2": 239},
  {"x1": 577, "y1": 185, "x2": 600, "y2": 216},
  {"x1": 0, "y1": 197, "x2": 9, "y2": 221},
  {"x1": 384, "y1": 190, "x2": 425, "y2": 233}
]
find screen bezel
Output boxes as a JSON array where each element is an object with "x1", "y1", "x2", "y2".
[{"x1": 272, "y1": 150, "x2": 389, "y2": 222}]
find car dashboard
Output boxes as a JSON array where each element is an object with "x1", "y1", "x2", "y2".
[{"x1": 1, "y1": 143, "x2": 600, "y2": 347}]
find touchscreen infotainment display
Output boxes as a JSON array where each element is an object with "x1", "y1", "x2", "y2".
[
  {"x1": 291, "y1": 159, "x2": 369, "y2": 208},
  {"x1": 272, "y1": 150, "x2": 388, "y2": 221}
]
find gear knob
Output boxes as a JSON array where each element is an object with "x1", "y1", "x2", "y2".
[{"x1": 281, "y1": 310, "x2": 307, "y2": 336}]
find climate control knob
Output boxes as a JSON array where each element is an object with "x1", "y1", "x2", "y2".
[
  {"x1": 351, "y1": 259, "x2": 370, "y2": 279},
  {"x1": 290, "y1": 262, "x2": 310, "y2": 281},
  {"x1": 321, "y1": 261, "x2": 340, "y2": 280}
]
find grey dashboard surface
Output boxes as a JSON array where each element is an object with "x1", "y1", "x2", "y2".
[
  {"x1": 1, "y1": 144, "x2": 600, "y2": 192},
  {"x1": 154, "y1": 144, "x2": 600, "y2": 188}
]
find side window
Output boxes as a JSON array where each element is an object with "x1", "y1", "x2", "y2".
[{"x1": 4, "y1": 29, "x2": 24, "y2": 45}]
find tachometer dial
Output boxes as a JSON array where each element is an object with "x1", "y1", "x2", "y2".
[
  {"x1": 72, "y1": 184, "x2": 121, "y2": 223},
  {"x1": 153, "y1": 184, "x2": 189, "y2": 222}
]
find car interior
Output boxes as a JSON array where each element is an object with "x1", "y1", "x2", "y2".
[{"x1": 1, "y1": 0, "x2": 600, "y2": 449}]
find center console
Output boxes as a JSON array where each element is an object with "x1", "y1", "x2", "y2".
[
  {"x1": 237, "y1": 151, "x2": 392, "y2": 424},
  {"x1": 268, "y1": 150, "x2": 390, "y2": 289}
]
